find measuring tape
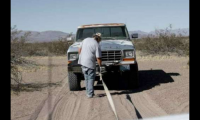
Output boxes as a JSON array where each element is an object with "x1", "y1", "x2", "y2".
[{"x1": 99, "y1": 73, "x2": 119, "y2": 120}]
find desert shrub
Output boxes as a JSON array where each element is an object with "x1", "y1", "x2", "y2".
[
  {"x1": 47, "y1": 38, "x2": 71, "y2": 55},
  {"x1": 23, "y1": 42, "x2": 49, "y2": 56},
  {"x1": 11, "y1": 26, "x2": 74, "y2": 93},
  {"x1": 132, "y1": 26, "x2": 189, "y2": 56},
  {"x1": 22, "y1": 40, "x2": 74, "y2": 56},
  {"x1": 11, "y1": 26, "x2": 32, "y2": 92}
]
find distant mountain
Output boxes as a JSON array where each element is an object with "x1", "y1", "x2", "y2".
[
  {"x1": 14, "y1": 28, "x2": 189, "y2": 42},
  {"x1": 16, "y1": 30, "x2": 74, "y2": 42}
]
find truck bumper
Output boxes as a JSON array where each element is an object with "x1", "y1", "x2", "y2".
[
  {"x1": 112, "y1": 61, "x2": 136, "y2": 65},
  {"x1": 68, "y1": 60, "x2": 136, "y2": 74}
]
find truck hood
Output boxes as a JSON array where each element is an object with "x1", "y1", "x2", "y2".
[
  {"x1": 99, "y1": 40, "x2": 134, "y2": 50},
  {"x1": 67, "y1": 40, "x2": 134, "y2": 53}
]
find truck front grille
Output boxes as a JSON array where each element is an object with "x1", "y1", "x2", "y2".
[{"x1": 101, "y1": 50, "x2": 122, "y2": 62}]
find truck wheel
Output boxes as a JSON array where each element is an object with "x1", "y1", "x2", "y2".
[
  {"x1": 128, "y1": 63, "x2": 139, "y2": 89},
  {"x1": 68, "y1": 72, "x2": 81, "y2": 91}
]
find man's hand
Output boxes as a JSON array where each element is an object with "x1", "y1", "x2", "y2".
[{"x1": 99, "y1": 66, "x2": 106, "y2": 74}]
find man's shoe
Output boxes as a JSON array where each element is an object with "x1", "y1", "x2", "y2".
[
  {"x1": 88, "y1": 96, "x2": 93, "y2": 98},
  {"x1": 87, "y1": 94, "x2": 94, "y2": 98}
]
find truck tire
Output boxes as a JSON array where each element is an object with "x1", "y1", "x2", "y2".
[
  {"x1": 128, "y1": 62, "x2": 139, "y2": 89},
  {"x1": 68, "y1": 72, "x2": 81, "y2": 91}
]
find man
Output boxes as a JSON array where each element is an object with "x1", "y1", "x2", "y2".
[{"x1": 78, "y1": 33, "x2": 102, "y2": 98}]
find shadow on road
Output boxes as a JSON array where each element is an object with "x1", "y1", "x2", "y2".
[
  {"x1": 84, "y1": 69, "x2": 179, "y2": 95},
  {"x1": 11, "y1": 81, "x2": 62, "y2": 92}
]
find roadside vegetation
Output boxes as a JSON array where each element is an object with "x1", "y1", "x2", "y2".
[
  {"x1": 132, "y1": 26, "x2": 189, "y2": 56},
  {"x1": 11, "y1": 26, "x2": 32, "y2": 93},
  {"x1": 23, "y1": 40, "x2": 73, "y2": 56},
  {"x1": 11, "y1": 26, "x2": 73, "y2": 94}
]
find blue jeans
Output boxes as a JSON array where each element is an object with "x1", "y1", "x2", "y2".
[{"x1": 81, "y1": 66, "x2": 96, "y2": 97}]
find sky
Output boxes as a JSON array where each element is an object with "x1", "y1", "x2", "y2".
[{"x1": 11, "y1": 0, "x2": 189, "y2": 33}]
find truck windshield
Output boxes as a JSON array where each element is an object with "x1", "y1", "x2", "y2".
[{"x1": 76, "y1": 26, "x2": 128, "y2": 41}]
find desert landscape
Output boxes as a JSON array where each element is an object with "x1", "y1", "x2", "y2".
[
  {"x1": 11, "y1": 53, "x2": 189, "y2": 120},
  {"x1": 11, "y1": 0, "x2": 189, "y2": 119}
]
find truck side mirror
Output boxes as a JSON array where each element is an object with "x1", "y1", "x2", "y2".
[{"x1": 131, "y1": 33, "x2": 138, "y2": 38}]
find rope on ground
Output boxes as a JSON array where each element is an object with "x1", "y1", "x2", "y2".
[{"x1": 99, "y1": 73, "x2": 119, "y2": 120}]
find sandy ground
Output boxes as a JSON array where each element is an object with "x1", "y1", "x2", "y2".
[{"x1": 11, "y1": 55, "x2": 189, "y2": 120}]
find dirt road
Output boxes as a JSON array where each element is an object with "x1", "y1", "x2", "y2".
[{"x1": 11, "y1": 56, "x2": 189, "y2": 120}]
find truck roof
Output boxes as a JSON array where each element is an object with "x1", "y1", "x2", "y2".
[{"x1": 78, "y1": 23, "x2": 125, "y2": 28}]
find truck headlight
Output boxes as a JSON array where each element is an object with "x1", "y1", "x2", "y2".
[
  {"x1": 124, "y1": 50, "x2": 134, "y2": 58},
  {"x1": 69, "y1": 53, "x2": 78, "y2": 60}
]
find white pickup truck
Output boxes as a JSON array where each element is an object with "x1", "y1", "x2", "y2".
[{"x1": 67, "y1": 23, "x2": 139, "y2": 91}]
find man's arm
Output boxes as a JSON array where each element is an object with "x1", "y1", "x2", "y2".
[
  {"x1": 78, "y1": 48, "x2": 81, "y2": 55},
  {"x1": 78, "y1": 42, "x2": 83, "y2": 55},
  {"x1": 96, "y1": 58, "x2": 102, "y2": 66},
  {"x1": 96, "y1": 43, "x2": 102, "y2": 66}
]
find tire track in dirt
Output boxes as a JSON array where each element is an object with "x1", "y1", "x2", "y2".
[
  {"x1": 112, "y1": 94, "x2": 138, "y2": 120},
  {"x1": 70, "y1": 92, "x2": 90, "y2": 120},
  {"x1": 51, "y1": 81, "x2": 118, "y2": 120},
  {"x1": 174, "y1": 101, "x2": 189, "y2": 113},
  {"x1": 32, "y1": 76, "x2": 70, "y2": 120},
  {"x1": 128, "y1": 91, "x2": 167, "y2": 119},
  {"x1": 144, "y1": 79, "x2": 189, "y2": 114},
  {"x1": 35, "y1": 79, "x2": 169, "y2": 120},
  {"x1": 51, "y1": 92, "x2": 75, "y2": 120},
  {"x1": 86, "y1": 90, "x2": 115, "y2": 120},
  {"x1": 51, "y1": 91, "x2": 96, "y2": 120},
  {"x1": 53, "y1": 93, "x2": 78, "y2": 120}
]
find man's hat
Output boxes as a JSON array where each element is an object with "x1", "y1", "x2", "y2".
[{"x1": 95, "y1": 33, "x2": 101, "y2": 37}]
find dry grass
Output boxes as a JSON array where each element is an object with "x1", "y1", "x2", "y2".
[
  {"x1": 132, "y1": 27, "x2": 189, "y2": 66},
  {"x1": 23, "y1": 40, "x2": 73, "y2": 56},
  {"x1": 11, "y1": 26, "x2": 71, "y2": 93},
  {"x1": 132, "y1": 27, "x2": 189, "y2": 56}
]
